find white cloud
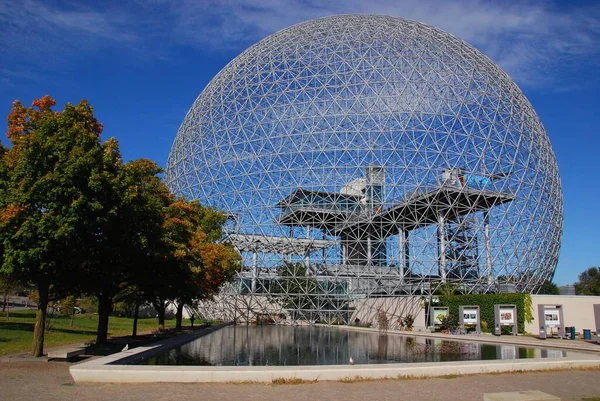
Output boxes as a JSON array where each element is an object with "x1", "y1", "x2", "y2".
[
  {"x1": 164, "y1": 0, "x2": 600, "y2": 88},
  {"x1": 0, "y1": 0, "x2": 598, "y2": 90}
]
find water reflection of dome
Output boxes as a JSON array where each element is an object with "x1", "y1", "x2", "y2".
[{"x1": 149, "y1": 326, "x2": 502, "y2": 366}]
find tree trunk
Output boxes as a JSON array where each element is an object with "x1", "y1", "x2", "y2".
[
  {"x1": 157, "y1": 307, "x2": 165, "y2": 331},
  {"x1": 96, "y1": 294, "x2": 112, "y2": 344},
  {"x1": 132, "y1": 300, "x2": 140, "y2": 338},
  {"x1": 32, "y1": 284, "x2": 49, "y2": 357},
  {"x1": 175, "y1": 301, "x2": 184, "y2": 331},
  {"x1": 151, "y1": 299, "x2": 167, "y2": 331},
  {"x1": 156, "y1": 301, "x2": 165, "y2": 331},
  {"x1": 4, "y1": 292, "x2": 8, "y2": 320}
]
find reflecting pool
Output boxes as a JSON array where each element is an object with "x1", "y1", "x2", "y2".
[{"x1": 132, "y1": 325, "x2": 575, "y2": 366}]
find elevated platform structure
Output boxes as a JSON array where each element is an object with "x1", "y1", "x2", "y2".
[
  {"x1": 223, "y1": 233, "x2": 338, "y2": 293},
  {"x1": 276, "y1": 172, "x2": 513, "y2": 282},
  {"x1": 224, "y1": 233, "x2": 337, "y2": 255},
  {"x1": 277, "y1": 185, "x2": 514, "y2": 235},
  {"x1": 233, "y1": 262, "x2": 485, "y2": 299},
  {"x1": 228, "y1": 167, "x2": 515, "y2": 299}
]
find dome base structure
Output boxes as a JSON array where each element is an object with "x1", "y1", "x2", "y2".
[{"x1": 166, "y1": 15, "x2": 563, "y2": 325}]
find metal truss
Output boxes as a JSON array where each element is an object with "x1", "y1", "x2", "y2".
[{"x1": 166, "y1": 15, "x2": 563, "y2": 325}]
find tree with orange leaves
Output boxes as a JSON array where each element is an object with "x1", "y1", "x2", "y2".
[
  {"x1": 140, "y1": 198, "x2": 240, "y2": 331},
  {"x1": 0, "y1": 141, "x2": 13, "y2": 315},
  {"x1": 1, "y1": 95, "x2": 241, "y2": 352},
  {"x1": 1, "y1": 96, "x2": 106, "y2": 356},
  {"x1": 174, "y1": 201, "x2": 240, "y2": 329}
]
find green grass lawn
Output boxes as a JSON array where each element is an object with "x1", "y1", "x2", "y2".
[{"x1": 0, "y1": 309, "x2": 181, "y2": 355}]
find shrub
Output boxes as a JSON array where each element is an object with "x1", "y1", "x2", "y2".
[
  {"x1": 402, "y1": 314, "x2": 415, "y2": 329},
  {"x1": 78, "y1": 297, "x2": 99, "y2": 314},
  {"x1": 438, "y1": 313, "x2": 459, "y2": 331},
  {"x1": 350, "y1": 318, "x2": 372, "y2": 328},
  {"x1": 437, "y1": 293, "x2": 532, "y2": 333},
  {"x1": 377, "y1": 311, "x2": 389, "y2": 332}
]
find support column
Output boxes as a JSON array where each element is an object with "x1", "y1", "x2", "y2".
[
  {"x1": 305, "y1": 226, "x2": 311, "y2": 272},
  {"x1": 404, "y1": 230, "x2": 410, "y2": 273},
  {"x1": 438, "y1": 214, "x2": 447, "y2": 282},
  {"x1": 398, "y1": 228, "x2": 406, "y2": 283},
  {"x1": 251, "y1": 251, "x2": 258, "y2": 293},
  {"x1": 304, "y1": 250, "x2": 310, "y2": 271},
  {"x1": 287, "y1": 226, "x2": 293, "y2": 263},
  {"x1": 367, "y1": 235, "x2": 372, "y2": 266},
  {"x1": 341, "y1": 233, "x2": 348, "y2": 265},
  {"x1": 322, "y1": 231, "x2": 327, "y2": 265},
  {"x1": 484, "y1": 211, "x2": 493, "y2": 285}
]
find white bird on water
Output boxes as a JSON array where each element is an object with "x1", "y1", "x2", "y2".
[
  {"x1": 349, "y1": 357, "x2": 354, "y2": 365},
  {"x1": 122, "y1": 344, "x2": 129, "y2": 352}
]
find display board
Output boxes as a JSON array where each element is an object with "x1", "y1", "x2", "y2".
[
  {"x1": 494, "y1": 304, "x2": 518, "y2": 335},
  {"x1": 594, "y1": 304, "x2": 600, "y2": 344},
  {"x1": 500, "y1": 309, "x2": 515, "y2": 325},
  {"x1": 459, "y1": 305, "x2": 481, "y2": 334},
  {"x1": 537, "y1": 304, "x2": 565, "y2": 339},
  {"x1": 463, "y1": 310, "x2": 478, "y2": 324},
  {"x1": 429, "y1": 306, "x2": 449, "y2": 327},
  {"x1": 544, "y1": 309, "x2": 561, "y2": 327}
]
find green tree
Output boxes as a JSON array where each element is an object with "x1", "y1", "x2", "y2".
[
  {"x1": 84, "y1": 155, "x2": 169, "y2": 343},
  {"x1": 0, "y1": 138, "x2": 16, "y2": 315},
  {"x1": 574, "y1": 267, "x2": 600, "y2": 296},
  {"x1": 538, "y1": 280, "x2": 560, "y2": 295},
  {"x1": 434, "y1": 282, "x2": 460, "y2": 297},
  {"x1": 59, "y1": 295, "x2": 78, "y2": 327},
  {"x1": 273, "y1": 263, "x2": 319, "y2": 320},
  {"x1": 1, "y1": 273, "x2": 19, "y2": 314},
  {"x1": 1, "y1": 96, "x2": 106, "y2": 356}
]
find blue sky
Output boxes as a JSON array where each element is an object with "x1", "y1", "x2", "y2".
[{"x1": 0, "y1": 0, "x2": 599, "y2": 285}]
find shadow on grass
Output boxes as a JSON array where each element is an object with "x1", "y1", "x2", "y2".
[
  {"x1": 0, "y1": 322, "x2": 96, "y2": 336},
  {"x1": 0, "y1": 322, "x2": 34, "y2": 332},
  {"x1": 4, "y1": 311, "x2": 37, "y2": 319},
  {"x1": 46, "y1": 327, "x2": 97, "y2": 336}
]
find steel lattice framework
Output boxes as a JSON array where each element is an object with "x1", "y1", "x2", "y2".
[{"x1": 166, "y1": 15, "x2": 563, "y2": 324}]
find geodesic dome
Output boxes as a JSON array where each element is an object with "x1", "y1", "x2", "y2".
[{"x1": 166, "y1": 14, "x2": 562, "y2": 322}]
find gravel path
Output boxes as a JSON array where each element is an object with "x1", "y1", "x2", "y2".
[{"x1": 1, "y1": 361, "x2": 599, "y2": 401}]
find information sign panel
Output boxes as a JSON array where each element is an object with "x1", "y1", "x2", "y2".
[
  {"x1": 463, "y1": 309, "x2": 478, "y2": 325},
  {"x1": 499, "y1": 309, "x2": 515, "y2": 325},
  {"x1": 459, "y1": 305, "x2": 481, "y2": 334},
  {"x1": 433, "y1": 308, "x2": 448, "y2": 325},
  {"x1": 544, "y1": 309, "x2": 561, "y2": 327},
  {"x1": 537, "y1": 304, "x2": 565, "y2": 339},
  {"x1": 494, "y1": 304, "x2": 518, "y2": 336}
]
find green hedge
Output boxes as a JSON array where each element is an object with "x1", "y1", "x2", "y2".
[{"x1": 437, "y1": 293, "x2": 533, "y2": 333}]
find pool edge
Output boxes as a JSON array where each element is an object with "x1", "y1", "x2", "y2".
[
  {"x1": 70, "y1": 356, "x2": 600, "y2": 383},
  {"x1": 70, "y1": 323, "x2": 600, "y2": 383}
]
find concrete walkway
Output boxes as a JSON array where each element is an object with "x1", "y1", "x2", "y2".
[
  {"x1": 1, "y1": 360, "x2": 599, "y2": 401},
  {"x1": 348, "y1": 326, "x2": 600, "y2": 354}
]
